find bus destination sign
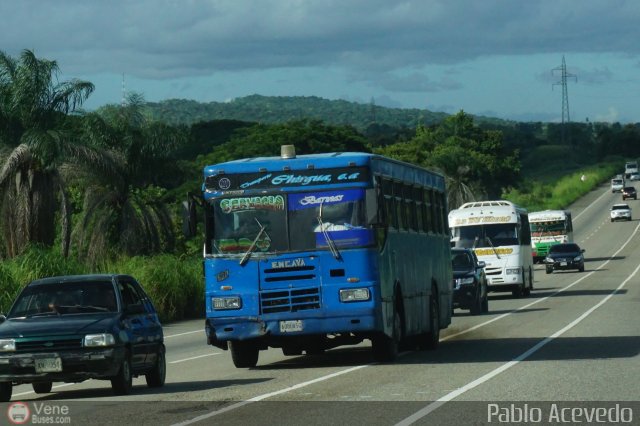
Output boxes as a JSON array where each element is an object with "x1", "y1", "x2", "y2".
[{"x1": 205, "y1": 167, "x2": 370, "y2": 191}]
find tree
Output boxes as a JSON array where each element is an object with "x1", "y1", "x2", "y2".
[
  {"x1": 0, "y1": 49, "x2": 94, "y2": 258},
  {"x1": 73, "y1": 93, "x2": 186, "y2": 263}
]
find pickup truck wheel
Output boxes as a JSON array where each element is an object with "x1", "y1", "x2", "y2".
[
  {"x1": 0, "y1": 382, "x2": 12, "y2": 402},
  {"x1": 32, "y1": 382, "x2": 53, "y2": 394}
]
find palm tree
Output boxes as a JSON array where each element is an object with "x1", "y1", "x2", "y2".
[
  {"x1": 72, "y1": 93, "x2": 185, "y2": 263},
  {"x1": 0, "y1": 49, "x2": 94, "y2": 258}
]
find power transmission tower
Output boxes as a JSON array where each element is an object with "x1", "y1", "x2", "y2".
[{"x1": 552, "y1": 56, "x2": 577, "y2": 145}]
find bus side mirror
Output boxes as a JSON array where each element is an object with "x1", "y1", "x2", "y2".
[{"x1": 182, "y1": 192, "x2": 200, "y2": 238}]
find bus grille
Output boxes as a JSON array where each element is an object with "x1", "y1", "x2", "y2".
[
  {"x1": 484, "y1": 267, "x2": 506, "y2": 284},
  {"x1": 260, "y1": 287, "x2": 321, "y2": 314}
]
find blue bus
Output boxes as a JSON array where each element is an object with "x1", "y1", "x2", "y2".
[{"x1": 185, "y1": 146, "x2": 452, "y2": 367}]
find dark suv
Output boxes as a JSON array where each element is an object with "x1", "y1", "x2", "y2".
[
  {"x1": 544, "y1": 243, "x2": 585, "y2": 273},
  {"x1": 0, "y1": 274, "x2": 166, "y2": 402},
  {"x1": 451, "y1": 248, "x2": 488, "y2": 315},
  {"x1": 622, "y1": 186, "x2": 637, "y2": 200}
]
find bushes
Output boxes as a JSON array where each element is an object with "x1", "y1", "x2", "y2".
[
  {"x1": 0, "y1": 245, "x2": 87, "y2": 313},
  {"x1": 100, "y1": 255, "x2": 204, "y2": 323},
  {"x1": 503, "y1": 162, "x2": 620, "y2": 210},
  {"x1": 0, "y1": 248, "x2": 203, "y2": 322}
]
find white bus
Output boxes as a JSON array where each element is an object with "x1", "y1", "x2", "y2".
[
  {"x1": 449, "y1": 200, "x2": 534, "y2": 298},
  {"x1": 625, "y1": 161, "x2": 638, "y2": 175},
  {"x1": 529, "y1": 210, "x2": 573, "y2": 263}
]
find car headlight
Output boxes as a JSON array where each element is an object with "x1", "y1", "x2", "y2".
[
  {"x1": 544, "y1": 257, "x2": 553, "y2": 263},
  {"x1": 212, "y1": 296, "x2": 242, "y2": 310},
  {"x1": 506, "y1": 268, "x2": 520, "y2": 274},
  {"x1": 340, "y1": 288, "x2": 370, "y2": 302},
  {"x1": 0, "y1": 338, "x2": 16, "y2": 352},
  {"x1": 83, "y1": 333, "x2": 115, "y2": 347},
  {"x1": 455, "y1": 277, "x2": 475, "y2": 285},
  {"x1": 574, "y1": 256, "x2": 583, "y2": 261}
]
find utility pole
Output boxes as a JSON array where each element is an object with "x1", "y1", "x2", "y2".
[
  {"x1": 121, "y1": 73, "x2": 127, "y2": 107},
  {"x1": 552, "y1": 56, "x2": 577, "y2": 145}
]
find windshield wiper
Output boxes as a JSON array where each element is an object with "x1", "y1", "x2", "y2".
[
  {"x1": 239, "y1": 219, "x2": 268, "y2": 266},
  {"x1": 485, "y1": 236, "x2": 501, "y2": 259},
  {"x1": 317, "y1": 202, "x2": 342, "y2": 260}
]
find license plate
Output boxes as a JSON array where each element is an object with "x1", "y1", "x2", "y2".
[
  {"x1": 560, "y1": 262, "x2": 567, "y2": 266},
  {"x1": 279, "y1": 320, "x2": 303, "y2": 333},
  {"x1": 35, "y1": 357, "x2": 62, "y2": 373}
]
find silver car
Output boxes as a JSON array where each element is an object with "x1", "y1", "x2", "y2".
[{"x1": 610, "y1": 203, "x2": 632, "y2": 222}]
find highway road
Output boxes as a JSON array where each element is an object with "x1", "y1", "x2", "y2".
[{"x1": 7, "y1": 182, "x2": 640, "y2": 425}]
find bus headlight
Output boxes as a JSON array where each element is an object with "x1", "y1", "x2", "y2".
[
  {"x1": 0, "y1": 339, "x2": 16, "y2": 352},
  {"x1": 212, "y1": 296, "x2": 242, "y2": 310},
  {"x1": 506, "y1": 268, "x2": 520, "y2": 275},
  {"x1": 340, "y1": 288, "x2": 370, "y2": 302}
]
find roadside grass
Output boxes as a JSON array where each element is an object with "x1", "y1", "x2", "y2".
[
  {"x1": 99, "y1": 255, "x2": 204, "y2": 323},
  {"x1": 0, "y1": 247, "x2": 203, "y2": 322},
  {"x1": 504, "y1": 162, "x2": 620, "y2": 211}
]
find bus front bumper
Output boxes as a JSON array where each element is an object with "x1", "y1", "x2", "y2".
[{"x1": 205, "y1": 309, "x2": 379, "y2": 349}]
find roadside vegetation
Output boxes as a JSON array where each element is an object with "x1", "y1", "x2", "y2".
[{"x1": 1, "y1": 49, "x2": 638, "y2": 317}]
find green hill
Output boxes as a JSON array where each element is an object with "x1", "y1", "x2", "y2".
[{"x1": 142, "y1": 94, "x2": 511, "y2": 131}]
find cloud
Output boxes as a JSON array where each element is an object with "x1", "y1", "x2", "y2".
[{"x1": 3, "y1": 0, "x2": 640, "y2": 80}]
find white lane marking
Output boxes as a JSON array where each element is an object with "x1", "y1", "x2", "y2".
[
  {"x1": 572, "y1": 186, "x2": 610, "y2": 221},
  {"x1": 171, "y1": 364, "x2": 369, "y2": 426},
  {"x1": 13, "y1": 382, "x2": 78, "y2": 397},
  {"x1": 165, "y1": 330, "x2": 203, "y2": 339},
  {"x1": 169, "y1": 353, "x2": 221, "y2": 364},
  {"x1": 395, "y1": 222, "x2": 640, "y2": 426}
]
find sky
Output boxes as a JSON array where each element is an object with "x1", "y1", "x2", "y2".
[{"x1": 2, "y1": 0, "x2": 640, "y2": 123}]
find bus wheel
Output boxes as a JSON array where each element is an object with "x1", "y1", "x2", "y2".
[
  {"x1": 372, "y1": 309, "x2": 401, "y2": 362},
  {"x1": 512, "y1": 282, "x2": 523, "y2": 298},
  {"x1": 419, "y1": 290, "x2": 440, "y2": 350},
  {"x1": 230, "y1": 341, "x2": 259, "y2": 368},
  {"x1": 522, "y1": 271, "x2": 531, "y2": 296}
]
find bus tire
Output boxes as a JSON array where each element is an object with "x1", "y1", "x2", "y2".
[
  {"x1": 230, "y1": 341, "x2": 259, "y2": 368},
  {"x1": 512, "y1": 282, "x2": 523, "y2": 298},
  {"x1": 522, "y1": 271, "x2": 531, "y2": 296},
  {"x1": 372, "y1": 308, "x2": 401, "y2": 362},
  {"x1": 420, "y1": 289, "x2": 440, "y2": 350}
]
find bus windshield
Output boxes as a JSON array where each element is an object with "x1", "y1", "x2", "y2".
[
  {"x1": 530, "y1": 220, "x2": 565, "y2": 236},
  {"x1": 209, "y1": 189, "x2": 371, "y2": 255},
  {"x1": 452, "y1": 223, "x2": 519, "y2": 248}
]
